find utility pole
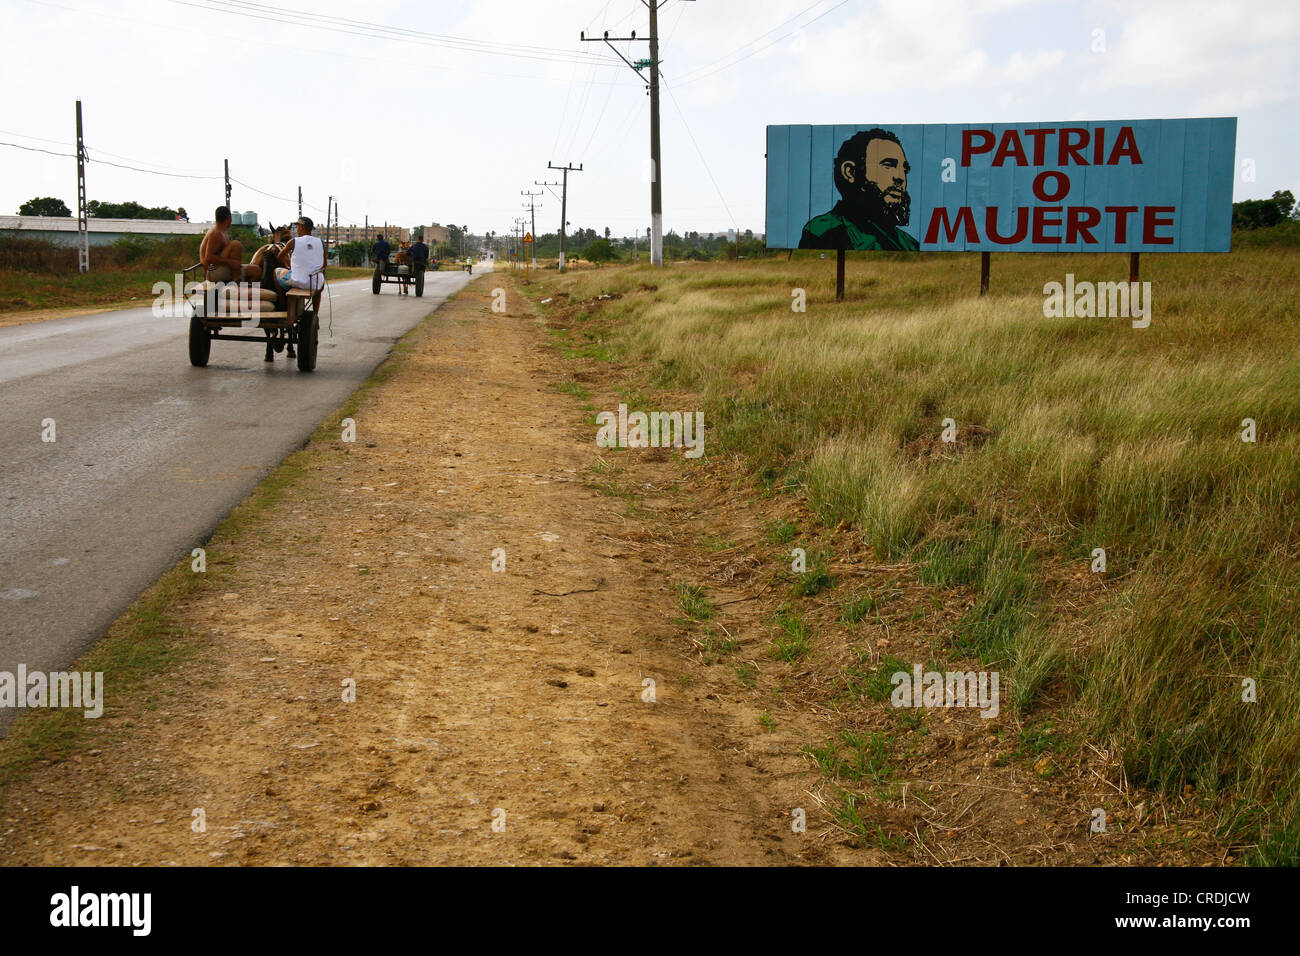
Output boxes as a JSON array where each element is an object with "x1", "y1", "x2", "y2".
[
  {"x1": 327, "y1": 195, "x2": 333, "y2": 259},
  {"x1": 364, "y1": 214, "x2": 369, "y2": 266},
  {"x1": 546, "y1": 162, "x2": 582, "y2": 273},
  {"x1": 521, "y1": 189, "x2": 542, "y2": 269},
  {"x1": 75, "y1": 99, "x2": 88, "y2": 273},
  {"x1": 581, "y1": 0, "x2": 679, "y2": 267},
  {"x1": 224, "y1": 158, "x2": 231, "y2": 210},
  {"x1": 647, "y1": 0, "x2": 663, "y2": 267},
  {"x1": 515, "y1": 218, "x2": 527, "y2": 272},
  {"x1": 298, "y1": 186, "x2": 302, "y2": 219}
]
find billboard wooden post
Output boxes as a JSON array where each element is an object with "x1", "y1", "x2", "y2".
[
  {"x1": 1129, "y1": 252, "x2": 1140, "y2": 284},
  {"x1": 836, "y1": 248, "x2": 846, "y2": 301},
  {"x1": 980, "y1": 251, "x2": 990, "y2": 296}
]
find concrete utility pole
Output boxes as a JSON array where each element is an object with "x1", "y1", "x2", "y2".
[
  {"x1": 75, "y1": 99, "x2": 88, "y2": 273},
  {"x1": 581, "y1": 0, "x2": 681, "y2": 267},
  {"x1": 647, "y1": 0, "x2": 663, "y2": 267},
  {"x1": 546, "y1": 162, "x2": 582, "y2": 273},
  {"x1": 327, "y1": 196, "x2": 333, "y2": 257},
  {"x1": 298, "y1": 186, "x2": 303, "y2": 219},
  {"x1": 521, "y1": 189, "x2": 542, "y2": 269},
  {"x1": 364, "y1": 214, "x2": 369, "y2": 266},
  {"x1": 224, "y1": 159, "x2": 231, "y2": 210}
]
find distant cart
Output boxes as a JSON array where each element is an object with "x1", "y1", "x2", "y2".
[
  {"x1": 182, "y1": 261, "x2": 321, "y2": 372},
  {"x1": 371, "y1": 258, "x2": 427, "y2": 296}
]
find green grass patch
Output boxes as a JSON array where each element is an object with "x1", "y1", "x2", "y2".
[
  {"x1": 677, "y1": 583, "x2": 715, "y2": 622},
  {"x1": 770, "y1": 608, "x2": 812, "y2": 662}
]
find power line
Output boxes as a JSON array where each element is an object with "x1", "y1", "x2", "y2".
[
  {"x1": 230, "y1": 177, "x2": 296, "y2": 203},
  {"x1": 167, "y1": 0, "x2": 618, "y2": 66},
  {"x1": 662, "y1": 78, "x2": 736, "y2": 226},
  {"x1": 674, "y1": 0, "x2": 851, "y2": 86},
  {"x1": 1, "y1": 140, "x2": 222, "y2": 179},
  {"x1": 0, "y1": 141, "x2": 75, "y2": 159},
  {"x1": 23, "y1": 0, "x2": 619, "y2": 85}
]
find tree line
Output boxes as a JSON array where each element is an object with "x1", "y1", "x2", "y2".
[
  {"x1": 17, "y1": 196, "x2": 188, "y2": 220},
  {"x1": 1232, "y1": 190, "x2": 1298, "y2": 230}
]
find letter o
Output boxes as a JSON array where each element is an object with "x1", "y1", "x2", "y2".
[{"x1": 1032, "y1": 170, "x2": 1071, "y2": 202}]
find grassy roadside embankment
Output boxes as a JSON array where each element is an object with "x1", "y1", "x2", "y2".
[{"x1": 519, "y1": 245, "x2": 1300, "y2": 864}]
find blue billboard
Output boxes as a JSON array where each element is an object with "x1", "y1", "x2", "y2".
[{"x1": 766, "y1": 118, "x2": 1236, "y2": 252}]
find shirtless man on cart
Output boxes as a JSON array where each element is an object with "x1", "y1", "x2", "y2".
[{"x1": 199, "y1": 206, "x2": 276, "y2": 312}]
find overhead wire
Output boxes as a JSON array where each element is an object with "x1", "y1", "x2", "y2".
[
  {"x1": 167, "y1": 0, "x2": 616, "y2": 67},
  {"x1": 661, "y1": 77, "x2": 737, "y2": 227},
  {"x1": 674, "y1": 0, "x2": 851, "y2": 87}
]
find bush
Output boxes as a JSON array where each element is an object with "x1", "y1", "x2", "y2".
[
  {"x1": 336, "y1": 240, "x2": 367, "y2": 267},
  {"x1": 581, "y1": 238, "x2": 619, "y2": 263}
]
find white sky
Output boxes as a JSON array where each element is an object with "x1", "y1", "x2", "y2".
[{"x1": 1, "y1": 0, "x2": 1296, "y2": 237}]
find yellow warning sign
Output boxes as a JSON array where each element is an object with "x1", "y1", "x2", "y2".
[{"x1": 523, "y1": 232, "x2": 534, "y2": 243}]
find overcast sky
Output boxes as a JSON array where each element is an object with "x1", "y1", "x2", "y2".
[{"x1": 2, "y1": 0, "x2": 1295, "y2": 237}]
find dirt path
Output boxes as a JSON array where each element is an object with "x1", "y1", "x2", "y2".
[{"x1": 0, "y1": 275, "x2": 858, "y2": 866}]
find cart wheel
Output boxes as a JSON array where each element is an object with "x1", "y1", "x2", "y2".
[
  {"x1": 296, "y1": 309, "x2": 318, "y2": 372},
  {"x1": 415, "y1": 270, "x2": 425, "y2": 297},
  {"x1": 372, "y1": 266, "x2": 382, "y2": 295},
  {"x1": 188, "y1": 315, "x2": 211, "y2": 367}
]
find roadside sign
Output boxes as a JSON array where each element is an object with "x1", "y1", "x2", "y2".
[
  {"x1": 766, "y1": 117, "x2": 1237, "y2": 252},
  {"x1": 523, "y1": 232, "x2": 534, "y2": 243}
]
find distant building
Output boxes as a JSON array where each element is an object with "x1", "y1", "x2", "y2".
[
  {"x1": 333, "y1": 224, "x2": 408, "y2": 244},
  {"x1": 425, "y1": 223, "x2": 449, "y2": 244},
  {"x1": 0, "y1": 215, "x2": 211, "y2": 247}
]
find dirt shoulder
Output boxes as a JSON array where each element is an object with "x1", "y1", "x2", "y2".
[{"x1": 0, "y1": 271, "x2": 852, "y2": 866}]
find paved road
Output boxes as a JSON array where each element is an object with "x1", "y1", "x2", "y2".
[{"x1": 0, "y1": 271, "x2": 481, "y2": 732}]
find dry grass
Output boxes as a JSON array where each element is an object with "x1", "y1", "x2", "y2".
[{"x1": 526, "y1": 246, "x2": 1300, "y2": 864}]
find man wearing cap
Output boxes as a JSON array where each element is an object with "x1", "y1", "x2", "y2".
[{"x1": 274, "y1": 216, "x2": 327, "y2": 292}]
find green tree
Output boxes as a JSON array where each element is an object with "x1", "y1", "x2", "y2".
[
  {"x1": 1232, "y1": 198, "x2": 1282, "y2": 230},
  {"x1": 1273, "y1": 189, "x2": 1296, "y2": 220},
  {"x1": 86, "y1": 199, "x2": 179, "y2": 220},
  {"x1": 18, "y1": 196, "x2": 71, "y2": 217},
  {"x1": 337, "y1": 240, "x2": 366, "y2": 267},
  {"x1": 582, "y1": 238, "x2": 619, "y2": 263}
]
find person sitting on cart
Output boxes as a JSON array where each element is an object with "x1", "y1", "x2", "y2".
[
  {"x1": 371, "y1": 234, "x2": 391, "y2": 270},
  {"x1": 200, "y1": 206, "x2": 276, "y2": 311},
  {"x1": 274, "y1": 216, "x2": 326, "y2": 299},
  {"x1": 200, "y1": 206, "x2": 261, "y2": 284},
  {"x1": 408, "y1": 237, "x2": 429, "y2": 278}
]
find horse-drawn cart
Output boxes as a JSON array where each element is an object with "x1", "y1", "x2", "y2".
[
  {"x1": 182, "y1": 261, "x2": 320, "y2": 372},
  {"x1": 371, "y1": 258, "x2": 427, "y2": 296}
]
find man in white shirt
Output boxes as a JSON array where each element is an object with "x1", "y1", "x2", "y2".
[{"x1": 274, "y1": 216, "x2": 326, "y2": 292}]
